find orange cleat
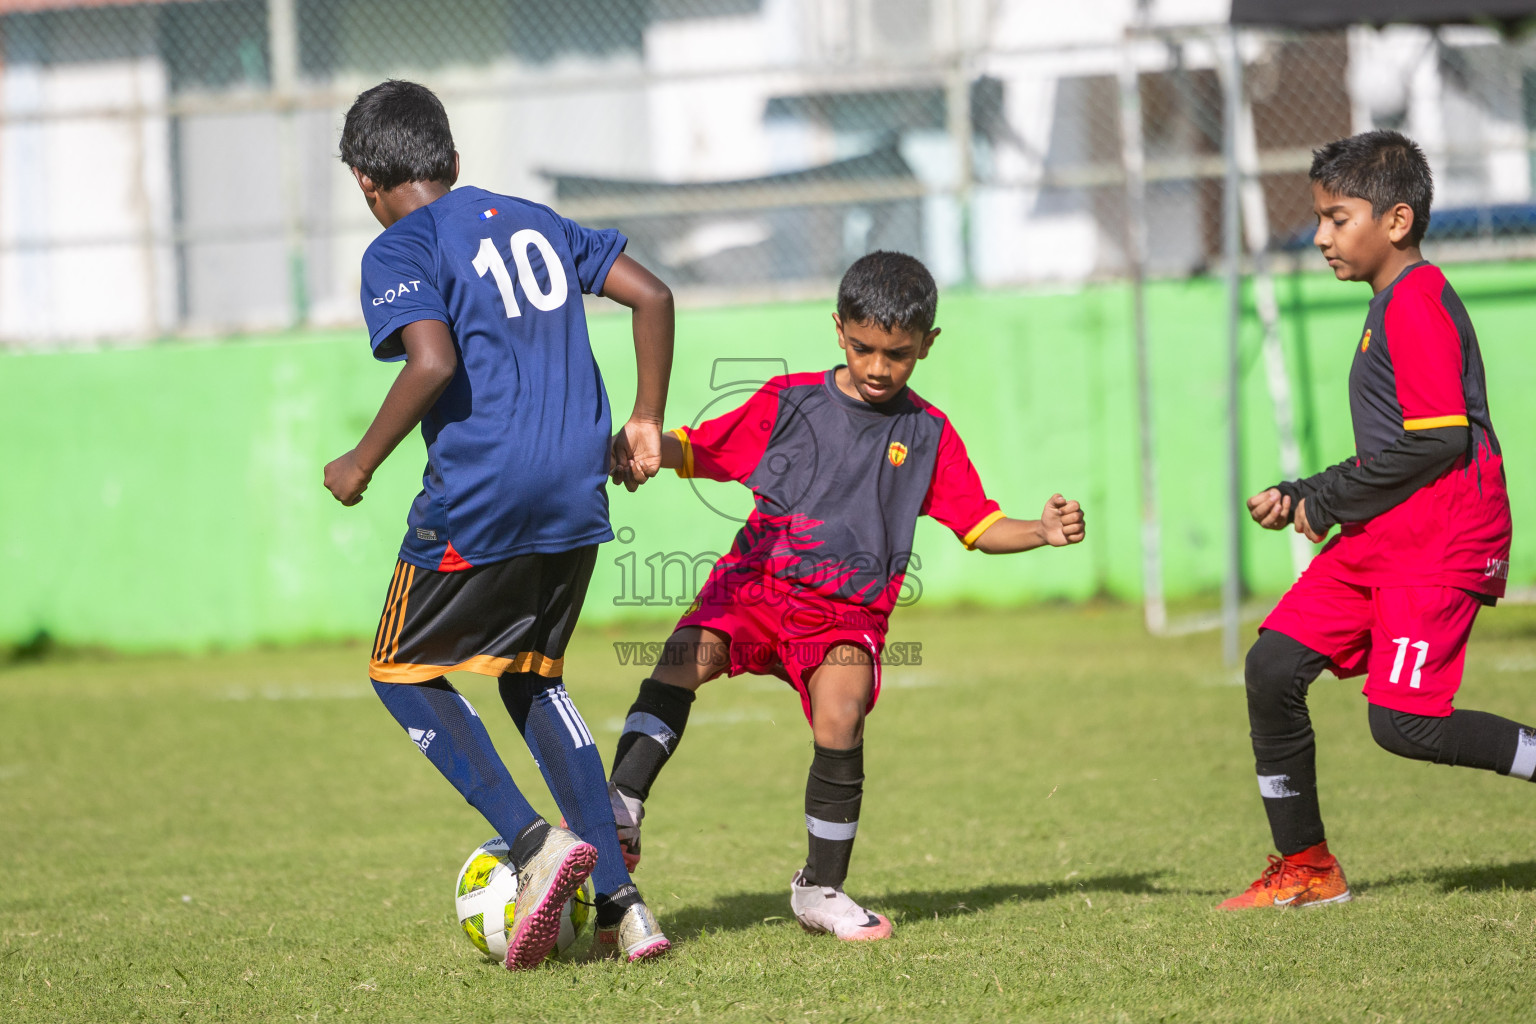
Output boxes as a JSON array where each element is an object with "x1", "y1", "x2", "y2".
[{"x1": 1217, "y1": 842, "x2": 1351, "y2": 910}]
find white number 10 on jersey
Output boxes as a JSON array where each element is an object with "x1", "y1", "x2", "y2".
[{"x1": 472, "y1": 229, "x2": 569, "y2": 318}]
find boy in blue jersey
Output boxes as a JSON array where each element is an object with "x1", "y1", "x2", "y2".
[{"x1": 324, "y1": 80, "x2": 673, "y2": 968}]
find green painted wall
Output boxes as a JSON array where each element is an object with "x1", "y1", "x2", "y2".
[{"x1": 3, "y1": 263, "x2": 1532, "y2": 652}]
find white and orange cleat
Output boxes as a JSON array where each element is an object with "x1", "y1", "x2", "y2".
[
  {"x1": 1217, "y1": 841, "x2": 1351, "y2": 910},
  {"x1": 790, "y1": 870, "x2": 893, "y2": 941}
]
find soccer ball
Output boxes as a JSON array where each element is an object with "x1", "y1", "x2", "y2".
[{"x1": 454, "y1": 837, "x2": 594, "y2": 961}]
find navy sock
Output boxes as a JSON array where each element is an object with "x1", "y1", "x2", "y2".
[
  {"x1": 372, "y1": 678, "x2": 542, "y2": 850},
  {"x1": 499, "y1": 673, "x2": 634, "y2": 899}
]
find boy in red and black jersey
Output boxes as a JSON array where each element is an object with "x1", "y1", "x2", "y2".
[
  {"x1": 1222, "y1": 131, "x2": 1525, "y2": 910},
  {"x1": 605, "y1": 252, "x2": 1086, "y2": 940}
]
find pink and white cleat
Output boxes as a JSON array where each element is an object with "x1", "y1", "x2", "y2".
[
  {"x1": 504, "y1": 826, "x2": 597, "y2": 971},
  {"x1": 789, "y1": 870, "x2": 893, "y2": 941}
]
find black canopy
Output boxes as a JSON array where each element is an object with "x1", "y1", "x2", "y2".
[{"x1": 1231, "y1": 0, "x2": 1536, "y2": 29}]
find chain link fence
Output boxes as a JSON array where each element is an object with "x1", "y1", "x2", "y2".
[{"x1": 2, "y1": 1, "x2": 1535, "y2": 346}]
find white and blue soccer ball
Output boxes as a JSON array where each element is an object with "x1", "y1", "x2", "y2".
[{"x1": 454, "y1": 837, "x2": 593, "y2": 960}]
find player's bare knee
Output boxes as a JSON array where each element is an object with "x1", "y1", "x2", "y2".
[
  {"x1": 649, "y1": 628, "x2": 728, "y2": 690},
  {"x1": 649, "y1": 661, "x2": 713, "y2": 691},
  {"x1": 812, "y1": 704, "x2": 865, "y2": 749}
]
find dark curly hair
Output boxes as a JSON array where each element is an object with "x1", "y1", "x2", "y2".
[
  {"x1": 836, "y1": 251, "x2": 938, "y2": 334},
  {"x1": 339, "y1": 80, "x2": 455, "y2": 192}
]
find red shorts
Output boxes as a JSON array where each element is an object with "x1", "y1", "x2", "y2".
[
  {"x1": 675, "y1": 568, "x2": 885, "y2": 726},
  {"x1": 1262, "y1": 566, "x2": 1483, "y2": 717}
]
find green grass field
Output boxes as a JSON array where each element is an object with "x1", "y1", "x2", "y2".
[{"x1": 5, "y1": 603, "x2": 1536, "y2": 1023}]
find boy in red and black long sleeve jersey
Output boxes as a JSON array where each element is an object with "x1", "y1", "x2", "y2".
[
  {"x1": 604, "y1": 252, "x2": 1086, "y2": 940},
  {"x1": 1222, "y1": 131, "x2": 1524, "y2": 910}
]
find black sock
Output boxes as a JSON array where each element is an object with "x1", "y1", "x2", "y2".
[
  {"x1": 507, "y1": 819, "x2": 551, "y2": 874},
  {"x1": 610, "y1": 678, "x2": 695, "y2": 802},
  {"x1": 1369, "y1": 703, "x2": 1536, "y2": 777},
  {"x1": 1246, "y1": 631, "x2": 1331, "y2": 856},
  {"x1": 801, "y1": 743, "x2": 863, "y2": 889},
  {"x1": 594, "y1": 883, "x2": 641, "y2": 928}
]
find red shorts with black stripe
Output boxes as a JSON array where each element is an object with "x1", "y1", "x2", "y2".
[
  {"x1": 1261, "y1": 559, "x2": 1483, "y2": 717},
  {"x1": 675, "y1": 567, "x2": 885, "y2": 726}
]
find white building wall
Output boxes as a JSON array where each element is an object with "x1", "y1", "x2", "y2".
[{"x1": 1, "y1": 55, "x2": 174, "y2": 345}]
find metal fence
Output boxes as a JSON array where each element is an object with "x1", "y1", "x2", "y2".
[{"x1": 2, "y1": 2, "x2": 1535, "y2": 347}]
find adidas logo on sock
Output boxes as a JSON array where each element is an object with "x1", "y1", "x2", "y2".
[
  {"x1": 549, "y1": 687, "x2": 595, "y2": 749},
  {"x1": 407, "y1": 727, "x2": 436, "y2": 753}
]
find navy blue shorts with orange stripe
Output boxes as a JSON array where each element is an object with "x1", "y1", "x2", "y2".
[{"x1": 369, "y1": 545, "x2": 597, "y2": 684}]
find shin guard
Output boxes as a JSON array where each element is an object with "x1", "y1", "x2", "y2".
[
  {"x1": 373, "y1": 678, "x2": 542, "y2": 845},
  {"x1": 1245, "y1": 631, "x2": 1332, "y2": 856},
  {"x1": 501, "y1": 673, "x2": 635, "y2": 899},
  {"x1": 610, "y1": 678, "x2": 696, "y2": 802},
  {"x1": 802, "y1": 743, "x2": 864, "y2": 890}
]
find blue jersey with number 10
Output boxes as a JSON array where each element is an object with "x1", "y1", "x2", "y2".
[{"x1": 359, "y1": 185, "x2": 627, "y2": 571}]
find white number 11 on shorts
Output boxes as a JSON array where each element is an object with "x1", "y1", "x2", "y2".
[{"x1": 1389, "y1": 637, "x2": 1430, "y2": 688}]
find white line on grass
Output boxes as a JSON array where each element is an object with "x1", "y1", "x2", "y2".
[
  {"x1": 600, "y1": 707, "x2": 775, "y2": 732},
  {"x1": 217, "y1": 685, "x2": 373, "y2": 701}
]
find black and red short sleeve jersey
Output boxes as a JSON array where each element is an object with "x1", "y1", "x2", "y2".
[
  {"x1": 1328, "y1": 262, "x2": 1510, "y2": 595},
  {"x1": 674, "y1": 369, "x2": 1002, "y2": 617}
]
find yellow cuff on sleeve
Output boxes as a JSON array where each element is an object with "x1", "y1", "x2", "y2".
[
  {"x1": 1403, "y1": 415, "x2": 1469, "y2": 430},
  {"x1": 962, "y1": 510, "x2": 1007, "y2": 550},
  {"x1": 671, "y1": 426, "x2": 695, "y2": 478}
]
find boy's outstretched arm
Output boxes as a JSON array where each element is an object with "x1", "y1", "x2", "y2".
[
  {"x1": 972, "y1": 494, "x2": 1085, "y2": 554},
  {"x1": 1247, "y1": 456, "x2": 1356, "y2": 531},
  {"x1": 601, "y1": 254, "x2": 675, "y2": 492},
  {"x1": 1294, "y1": 425, "x2": 1467, "y2": 541},
  {"x1": 1249, "y1": 424, "x2": 1467, "y2": 542},
  {"x1": 324, "y1": 319, "x2": 457, "y2": 506}
]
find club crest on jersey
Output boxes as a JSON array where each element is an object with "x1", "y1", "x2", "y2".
[
  {"x1": 1361, "y1": 329, "x2": 1371, "y2": 352},
  {"x1": 887, "y1": 441, "x2": 909, "y2": 467}
]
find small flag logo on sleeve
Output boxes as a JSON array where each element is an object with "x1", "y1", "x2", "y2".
[{"x1": 479, "y1": 208, "x2": 498, "y2": 220}]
